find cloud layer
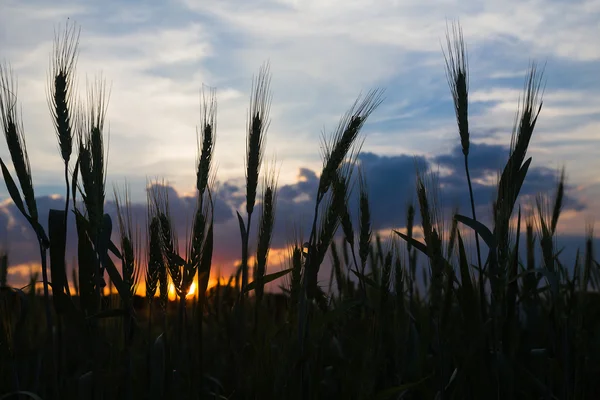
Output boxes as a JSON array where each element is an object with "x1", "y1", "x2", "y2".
[
  {"x1": 0, "y1": 0, "x2": 599, "y2": 287},
  {"x1": 1, "y1": 141, "x2": 589, "y2": 288}
]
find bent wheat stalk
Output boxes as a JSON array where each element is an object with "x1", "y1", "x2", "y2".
[{"x1": 0, "y1": 62, "x2": 58, "y2": 396}]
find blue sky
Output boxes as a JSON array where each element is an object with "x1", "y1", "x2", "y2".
[{"x1": 1, "y1": 0, "x2": 599, "y2": 287}]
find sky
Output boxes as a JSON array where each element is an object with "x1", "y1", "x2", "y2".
[{"x1": 1, "y1": 0, "x2": 599, "y2": 290}]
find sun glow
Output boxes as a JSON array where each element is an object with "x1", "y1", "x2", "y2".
[
  {"x1": 167, "y1": 280, "x2": 197, "y2": 301},
  {"x1": 188, "y1": 281, "x2": 197, "y2": 297}
]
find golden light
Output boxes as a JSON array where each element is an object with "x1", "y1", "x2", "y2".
[
  {"x1": 168, "y1": 282, "x2": 177, "y2": 301},
  {"x1": 167, "y1": 280, "x2": 197, "y2": 301},
  {"x1": 187, "y1": 281, "x2": 197, "y2": 298}
]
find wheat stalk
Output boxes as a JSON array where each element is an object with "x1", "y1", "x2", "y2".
[
  {"x1": 48, "y1": 21, "x2": 80, "y2": 285},
  {"x1": 0, "y1": 63, "x2": 38, "y2": 222},
  {"x1": 78, "y1": 76, "x2": 110, "y2": 231},
  {"x1": 246, "y1": 62, "x2": 272, "y2": 216},
  {"x1": 317, "y1": 89, "x2": 383, "y2": 202},
  {"x1": 48, "y1": 19, "x2": 80, "y2": 165},
  {"x1": 197, "y1": 85, "x2": 217, "y2": 197},
  {"x1": 442, "y1": 21, "x2": 469, "y2": 157},
  {"x1": 358, "y1": 167, "x2": 372, "y2": 295},
  {"x1": 495, "y1": 64, "x2": 545, "y2": 269},
  {"x1": 443, "y1": 21, "x2": 484, "y2": 276},
  {"x1": 146, "y1": 214, "x2": 161, "y2": 302},
  {"x1": 114, "y1": 184, "x2": 141, "y2": 298},
  {"x1": 255, "y1": 164, "x2": 278, "y2": 303},
  {"x1": 237, "y1": 63, "x2": 273, "y2": 363}
]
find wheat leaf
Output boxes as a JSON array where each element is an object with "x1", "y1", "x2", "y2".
[
  {"x1": 0, "y1": 157, "x2": 29, "y2": 219},
  {"x1": 244, "y1": 268, "x2": 293, "y2": 293},
  {"x1": 454, "y1": 214, "x2": 496, "y2": 249}
]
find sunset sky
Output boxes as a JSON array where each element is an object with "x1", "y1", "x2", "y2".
[{"x1": 1, "y1": 0, "x2": 599, "y2": 289}]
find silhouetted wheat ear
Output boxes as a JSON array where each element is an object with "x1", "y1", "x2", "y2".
[
  {"x1": 290, "y1": 244, "x2": 302, "y2": 302},
  {"x1": 156, "y1": 193, "x2": 186, "y2": 297},
  {"x1": 148, "y1": 182, "x2": 173, "y2": 306},
  {"x1": 315, "y1": 171, "x2": 349, "y2": 266},
  {"x1": 416, "y1": 173, "x2": 433, "y2": 243},
  {"x1": 443, "y1": 20, "x2": 469, "y2": 156},
  {"x1": 337, "y1": 156, "x2": 356, "y2": 248},
  {"x1": 78, "y1": 77, "x2": 110, "y2": 227},
  {"x1": 510, "y1": 64, "x2": 545, "y2": 162},
  {"x1": 498, "y1": 64, "x2": 545, "y2": 209},
  {"x1": 115, "y1": 185, "x2": 140, "y2": 297},
  {"x1": 256, "y1": 168, "x2": 278, "y2": 299},
  {"x1": 584, "y1": 224, "x2": 594, "y2": 290},
  {"x1": 358, "y1": 167, "x2": 371, "y2": 270},
  {"x1": 0, "y1": 63, "x2": 38, "y2": 221},
  {"x1": 49, "y1": 19, "x2": 80, "y2": 164},
  {"x1": 550, "y1": 167, "x2": 565, "y2": 235},
  {"x1": 447, "y1": 206, "x2": 459, "y2": 257},
  {"x1": 189, "y1": 205, "x2": 206, "y2": 269},
  {"x1": 78, "y1": 140, "x2": 96, "y2": 219},
  {"x1": 406, "y1": 203, "x2": 415, "y2": 250},
  {"x1": 416, "y1": 163, "x2": 444, "y2": 247},
  {"x1": 158, "y1": 225, "x2": 172, "y2": 307},
  {"x1": 146, "y1": 215, "x2": 162, "y2": 301},
  {"x1": 330, "y1": 240, "x2": 344, "y2": 296},
  {"x1": 197, "y1": 85, "x2": 216, "y2": 196},
  {"x1": 495, "y1": 64, "x2": 544, "y2": 264},
  {"x1": 415, "y1": 166, "x2": 446, "y2": 314},
  {"x1": 246, "y1": 62, "x2": 272, "y2": 216},
  {"x1": 121, "y1": 236, "x2": 134, "y2": 293},
  {"x1": 318, "y1": 89, "x2": 384, "y2": 201},
  {"x1": 535, "y1": 193, "x2": 558, "y2": 273},
  {"x1": 159, "y1": 212, "x2": 183, "y2": 295}
]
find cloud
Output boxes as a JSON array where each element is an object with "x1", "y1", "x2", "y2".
[
  {"x1": 355, "y1": 142, "x2": 586, "y2": 231},
  {"x1": 433, "y1": 142, "x2": 586, "y2": 216},
  {"x1": 212, "y1": 140, "x2": 587, "y2": 247},
  {"x1": 1, "y1": 144, "x2": 593, "y2": 290}
]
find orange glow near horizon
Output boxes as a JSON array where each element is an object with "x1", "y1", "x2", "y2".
[
  {"x1": 188, "y1": 281, "x2": 197, "y2": 297},
  {"x1": 168, "y1": 282, "x2": 177, "y2": 301},
  {"x1": 167, "y1": 280, "x2": 198, "y2": 301}
]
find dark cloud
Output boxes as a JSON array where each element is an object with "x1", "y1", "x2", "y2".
[
  {"x1": 354, "y1": 152, "x2": 424, "y2": 230},
  {"x1": 217, "y1": 180, "x2": 246, "y2": 211},
  {"x1": 435, "y1": 142, "x2": 508, "y2": 180},
  {"x1": 215, "y1": 167, "x2": 320, "y2": 250},
  {"x1": 1, "y1": 144, "x2": 590, "y2": 289},
  {"x1": 432, "y1": 143, "x2": 586, "y2": 216},
  {"x1": 344, "y1": 143, "x2": 585, "y2": 232},
  {"x1": 270, "y1": 168, "x2": 319, "y2": 242}
]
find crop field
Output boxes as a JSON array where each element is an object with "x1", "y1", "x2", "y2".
[{"x1": 0, "y1": 20, "x2": 599, "y2": 400}]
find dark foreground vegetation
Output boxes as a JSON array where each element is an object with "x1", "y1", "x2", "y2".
[{"x1": 1, "y1": 20, "x2": 599, "y2": 400}]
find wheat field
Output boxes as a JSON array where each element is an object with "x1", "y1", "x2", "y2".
[{"x1": 0, "y1": 20, "x2": 599, "y2": 400}]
